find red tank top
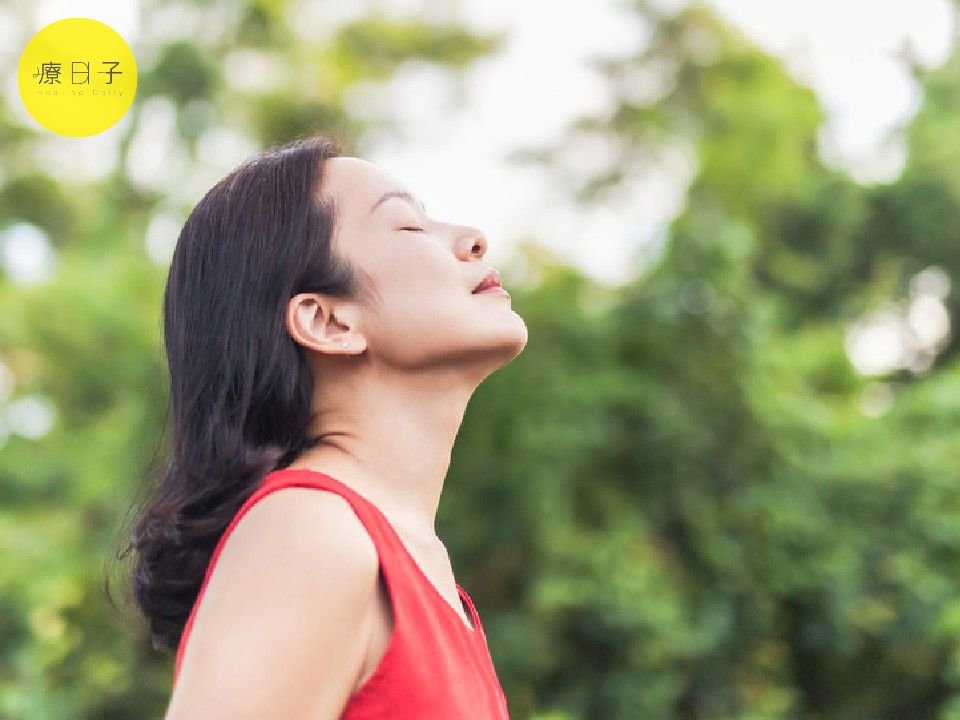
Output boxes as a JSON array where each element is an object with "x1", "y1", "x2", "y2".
[{"x1": 173, "y1": 467, "x2": 511, "y2": 718}]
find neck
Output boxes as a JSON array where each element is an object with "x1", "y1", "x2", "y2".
[{"x1": 290, "y1": 359, "x2": 483, "y2": 538}]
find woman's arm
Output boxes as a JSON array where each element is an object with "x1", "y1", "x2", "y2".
[{"x1": 164, "y1": 488, "x2": 380, "y2": 719}]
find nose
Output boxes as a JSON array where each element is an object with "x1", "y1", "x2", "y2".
[{"x1": 455, "y1": 225, "x2": 488, "y2": 260}]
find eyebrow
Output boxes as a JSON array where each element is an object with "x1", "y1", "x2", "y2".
[{"x1": 368, "y1": 190, "x2": 427, "y2": 216}]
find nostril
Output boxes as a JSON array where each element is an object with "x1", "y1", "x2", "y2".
[{"x1": 459, "y1": 227, "x2": 487, "y2": 259}]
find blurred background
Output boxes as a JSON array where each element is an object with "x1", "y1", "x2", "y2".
[{"x1": 4, "y1": 0, "x2": 960, "y2": 717}]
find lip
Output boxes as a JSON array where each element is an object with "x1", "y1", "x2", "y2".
[
  {"x1": 474, "y1": 285, "x2": 510, "y2": 297},
  {"x1": 472, "y1": 269, "x2": 502, "y2": 293}
]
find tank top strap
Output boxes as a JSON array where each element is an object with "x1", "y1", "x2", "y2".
[
  {"x1": 258, "y1": 467, "x2": 403, "y2": 557},
  {"x1": 261, "y1": 468, "x2": 483, "y2": 636},
  {"x1": 255, "y1": 467, "x2": 438, "y2": 627}
]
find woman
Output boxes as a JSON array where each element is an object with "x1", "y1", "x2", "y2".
[{"x1": 127, "y1": 134, "x2": 527, "y2": 718}]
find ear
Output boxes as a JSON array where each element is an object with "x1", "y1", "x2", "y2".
[{"x1": 285, "y1": 293, "x2": 367, "y2": 355}]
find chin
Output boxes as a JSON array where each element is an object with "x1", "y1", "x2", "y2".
[
  {"x1": 491, "y1": 318, "x2": 529, "y2": 361},
  {"x1": 510, "y1": 321, "x2": 529, "y2": 353}
]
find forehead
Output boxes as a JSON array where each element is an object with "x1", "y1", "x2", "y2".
[{"x1": 320, "y1": 156, "x2": 424, "y2": 218}]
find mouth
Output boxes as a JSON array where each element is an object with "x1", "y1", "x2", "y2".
[{"x1": 472, "y1": 269, "x2": 502, "y2": 293}]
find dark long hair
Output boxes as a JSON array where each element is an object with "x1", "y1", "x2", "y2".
[{"x1": 115, "y1": 134, "x2": 369, "y2": 653}]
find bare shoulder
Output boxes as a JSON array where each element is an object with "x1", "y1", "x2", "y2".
[
  {"x1": 228, "y1": 486, "x2": 379, "y2": 564},
  {"x1": 166, "y1": 487, "x2": 380, "y2": 720}
]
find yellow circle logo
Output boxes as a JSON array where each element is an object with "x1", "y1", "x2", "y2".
[{"x1": 17, "y1": 17, "x2": 137, "y2": 137}]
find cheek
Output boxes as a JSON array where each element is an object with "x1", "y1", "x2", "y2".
[
  {"x1": 363, "y1": 265, "x2": 482, "y2": 358},
  {"x1": 377, "y1": 269, "x2": 469, "y2": 328},
  {"x1": 368, "y1": 245, "x2": 463, "y2": 307}
]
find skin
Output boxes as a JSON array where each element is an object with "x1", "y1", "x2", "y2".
[{"x1": 168, "y1": 156, "x2": 527, "y2": 719}]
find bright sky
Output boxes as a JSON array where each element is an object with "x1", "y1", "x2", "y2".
[{"x1": 5, "y1": 0, "x2": 958, "y2": 288}]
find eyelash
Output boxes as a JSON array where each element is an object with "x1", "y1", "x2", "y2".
[{"x1": 400, "y1": 226, "x2": 425, "y2": 232}]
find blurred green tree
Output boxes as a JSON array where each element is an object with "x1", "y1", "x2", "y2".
[
  {"x1": 482, "y1": 2, "x2": 960, "y2": 717},
  {"x1": 5, "y1": 0, "x2": 960, "y2": 718}
]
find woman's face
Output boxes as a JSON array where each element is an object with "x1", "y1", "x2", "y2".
[{"x1": 317, "y1": 155, "x2": 528, "y2": 370}]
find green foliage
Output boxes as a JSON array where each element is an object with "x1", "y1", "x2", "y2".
[
  {"x1": 141, "y1": 41, "x2": 222, "y2": 105},
  {"x1": 454, "y1": 3, "x2": 960, "y2": 717},
  {"x1": 330, "y1": 15, "x2": 505, "y2": 79},
  {"x1": 6, "y1": 0, "x2": 960, "y2": 718}
]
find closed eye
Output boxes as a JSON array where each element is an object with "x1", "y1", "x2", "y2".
[{"x1": 399, "y1": 226, "x2": 425, "y2": 232}]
